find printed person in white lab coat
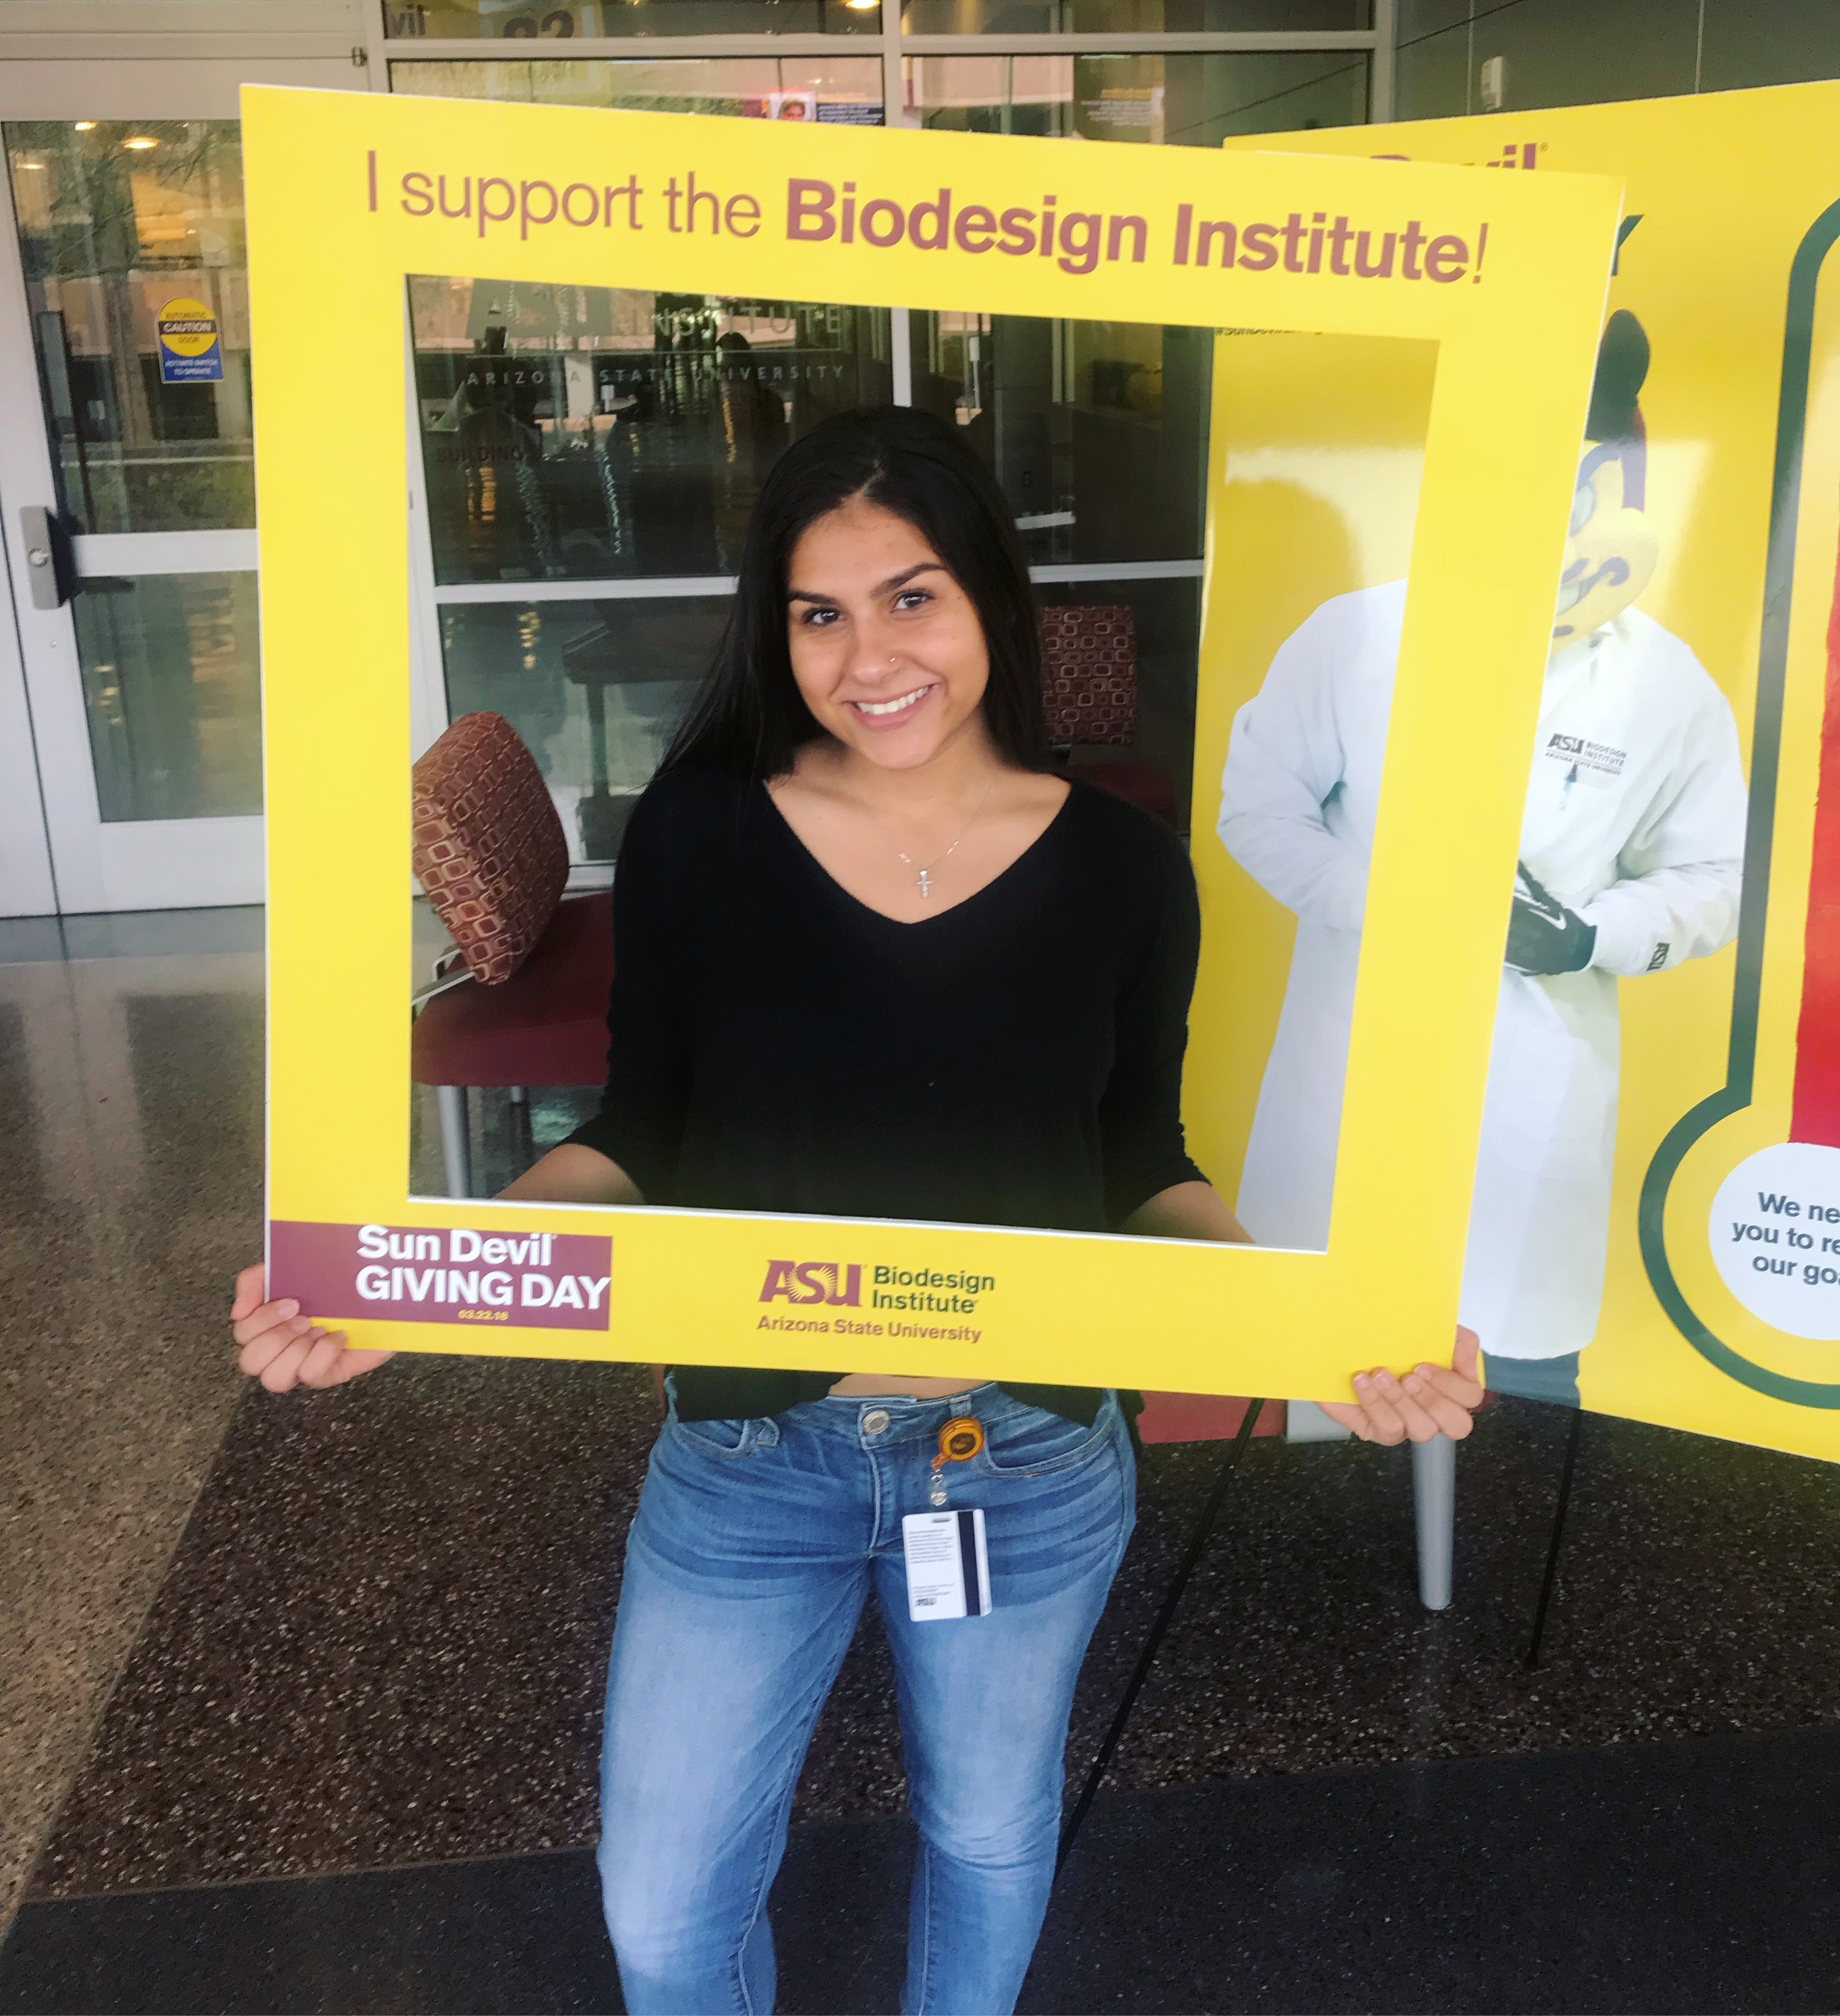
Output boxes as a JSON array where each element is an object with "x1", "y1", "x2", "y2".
[{"x1": 1217, "y1": 313, "x2": 1746, "y2": 1406}]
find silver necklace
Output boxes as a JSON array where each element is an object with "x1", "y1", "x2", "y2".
[{"x1": 878, "y1": 776, "x2": 998, "y2": 900}]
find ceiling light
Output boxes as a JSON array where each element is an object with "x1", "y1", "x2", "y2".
[
  {"x1": 845, "y1": 0, "x2": 879, "y2": 9},
  {"x1": 123, "y1": 136, "x2": 159, "y2": 150},
  {"x1": 18, "y1": 159, "x2": 45, "y2": 170},
  {"x1": 74, "y1": 120, "x2": 97, "y2": 131}
]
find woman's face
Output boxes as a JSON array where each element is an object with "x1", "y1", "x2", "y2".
[{"x1": 785, "y1": 494, "x2": 992, "y2": 771}]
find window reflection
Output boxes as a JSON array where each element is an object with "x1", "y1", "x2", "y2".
[
  {"x1": 414, "y1": 279, "x2": 893, "y2": 583},
  {"x1": 913, "y1": 311, "x2": 1208, "y2": 564},
  {"x1": 437, "y1": 581, "x2": 1199, "y2": 865},
  {"x1": 72, "y1": 573, "x2": 262, "y2": 822},
  {"x1": 387, "y1": 1, "x2": 880, "y2": 38},
  {"x1": 902, "y1": 1, "x2": 1369, "y2": 25},
  {"x1": 907, "y1": 49, "x2": 1369, "y2": 145},
  {"x1": 391, "y1": 55, "x2": 883, "y2": 122},
  {"x1": 440, "y1": 597, "x2": 724, "y2": 861},
  {"x1": 5, "y1": 119, "x2": 253, "y2": 533}
]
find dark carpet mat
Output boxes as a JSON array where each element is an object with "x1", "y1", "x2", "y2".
[{"x1": 5, "y1": 1728, "x2": 1836, "y2": 2015}]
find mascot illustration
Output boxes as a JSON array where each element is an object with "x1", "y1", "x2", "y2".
[{"x1": 1217, "y1": 312, "x2": 1748, "y2": 1404}]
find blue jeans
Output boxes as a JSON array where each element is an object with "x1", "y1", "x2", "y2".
[{"x1": 598, "y1": 1383, "x2": 1136, "y2": 2016}]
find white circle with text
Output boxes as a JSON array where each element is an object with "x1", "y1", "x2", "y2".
[{"x1": 1709, "y1": 1141, "x2": 1840, "y2": 1341}]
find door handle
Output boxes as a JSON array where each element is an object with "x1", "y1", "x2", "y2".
[
  {"x1": 18, "y1": 506, "x2": 132, "y2": 608},
  {"x1": 19, "y1": 505, "x2": 80, "y2": 610}
]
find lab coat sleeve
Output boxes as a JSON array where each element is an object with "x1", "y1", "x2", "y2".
[
  {"x1": 1581, "y1": 686, "x2": 1747, "y2": 977},
  {"x1": 1216, "y1": 601, "x2": 1371, "y2": 933}
]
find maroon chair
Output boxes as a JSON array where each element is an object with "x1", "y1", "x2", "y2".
[
  {"x1": 410, "y1": 712, "x2": 614, "y2": 1197},
  {"x1": 1037, "y1": 604, "x2": 1178, "y2": 825}
]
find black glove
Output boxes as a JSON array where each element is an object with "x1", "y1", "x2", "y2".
[{"x1": 1505, "y1": 862, "x2": 1597, "y2": 975}]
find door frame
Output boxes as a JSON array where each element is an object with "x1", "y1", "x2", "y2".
[{"x1": 0, "y1": 52, "x2": 358, "y2": 915}]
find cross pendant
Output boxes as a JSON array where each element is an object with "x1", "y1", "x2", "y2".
[{"x1": 916, "y1": 870, "x2": 933, "y2": 899}]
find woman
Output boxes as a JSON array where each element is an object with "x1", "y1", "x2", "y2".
[{"x1": 232, "y1": 406, "x2": 1482, "y2": 2016}]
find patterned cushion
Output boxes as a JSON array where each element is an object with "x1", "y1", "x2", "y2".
[
  {"x1": 1040, "y1": 605, "x2": 1137, "y2": 747},
  {"x1": 411, "y1": 713, "x2": 570, "y2": 986}
]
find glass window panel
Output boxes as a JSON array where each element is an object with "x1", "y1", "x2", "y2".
[
  {"x1": 413, "y1": 279, "x2": 892, "y2": 584},
  {"x1": 439, "y1": 596, "x2": 724, "y2": 862},
  {"x1": 1391, "y1": 0, "x2": 1470, "y2": 122},
  {"x1": 911, "y1": 311, "x2": 1209, "y2": 563},
  {"x1": 1037, "y1": 576, "x2": 1201, "y2": 829},
  {"x1": 439, "y1": 582, "x2": 1204, "y2": 864},
  {"x1": 907, "y1": 49, "x2": 1368, "y2": 144},
  {"x1": 71, "y1": 572, "x2": 262, "y2": 823},
  {"x1": 386, "y1": 0, "x2": 880, "y2": 39},
  {"x1": 902, "y1": 1, "x2": 1371, "y2": 29},
  {"x1": 5, "y1": 120, "x2": 252, "y2": 533},
  {"x1": 391, "y1": 56, "x2": 883, "y2": 120},
  {"x1": 1699, "y1": 0, "x2": 1840, "y2": 89},
  {"x1": 1474, "y1": 0, "x2": 1699, "y2": 109},
  {"x1": 1397, "y1": 0, "x2": 1699, "y2": 117}
]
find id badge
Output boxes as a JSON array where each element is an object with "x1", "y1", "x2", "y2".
[{"x1": 901, "y1": 1508, "x2": 992, "y2": 1621}]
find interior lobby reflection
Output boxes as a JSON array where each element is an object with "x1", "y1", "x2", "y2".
[
  {"x1": 906, "y1": 47, "x2": 1370, "y2": 145},
  {"x1": 910, "y1": 310, "x2": 1208, "y2": 567},
  {"x1": 413, "y1": 281, "x2": 893, "y2": 584}
]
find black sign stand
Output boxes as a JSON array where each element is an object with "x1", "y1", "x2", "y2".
[
  {"x1": 1057, "y1": 1398, "x2": 1266, "y2": 1874},
  {"x1": 1526, "y1": 1406, "x2": 1586, "y2": 1669}
]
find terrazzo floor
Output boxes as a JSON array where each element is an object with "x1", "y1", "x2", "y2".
[{"x1": 0, "y1": 911, "x2": 263, "y2": 1930}]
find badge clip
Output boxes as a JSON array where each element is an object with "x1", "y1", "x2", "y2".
[{"x1": 929, "y1": 1414, "x2": 984, "y2": 1504}]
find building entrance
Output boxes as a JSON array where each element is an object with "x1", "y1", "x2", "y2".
[{"x1": 0, "y1": 58, "x2": 346, "y2": 915}]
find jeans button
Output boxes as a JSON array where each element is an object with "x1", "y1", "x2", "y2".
[{"x1": 862, "y1": 1408, "x2": 891, "y2": 1436}]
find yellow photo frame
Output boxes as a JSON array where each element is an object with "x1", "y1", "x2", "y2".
[{"x1": 247, "y1": 83, "x2": 1621, "y2": 1398}]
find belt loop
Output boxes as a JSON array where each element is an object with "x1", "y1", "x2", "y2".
[{"x1": 756, "y1": 1417, "x2": 781, "y2": 1448}]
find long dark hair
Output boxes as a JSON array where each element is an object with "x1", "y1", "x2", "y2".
[{"x1": 661, "y1": 406, "x2": 1047, "y2": 780}]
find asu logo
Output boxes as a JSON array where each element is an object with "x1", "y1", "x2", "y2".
[{"x1": 759, "y1": 1260, "x2": 863, "y2": 1307}]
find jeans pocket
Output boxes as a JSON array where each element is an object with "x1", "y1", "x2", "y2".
[
  {"x1": 668, "y1": 1414, "x2": 759, "y2": 1459},
  {"x1": 975, "y1": 1403, "x2": 1113, "y2": 1479}
]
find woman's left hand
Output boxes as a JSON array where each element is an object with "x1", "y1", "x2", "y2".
[{"x1": 1319, "y1": 1327, "x2": 1483, "y2": 1445}]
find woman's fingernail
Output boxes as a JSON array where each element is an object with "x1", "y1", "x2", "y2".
[
  {"x1": 277, "y1": 1300, "x2": 299, "y2": 1316},
  {"x1": 1353, "y1": 1372, "x2": 1370, "y2": 1388}
]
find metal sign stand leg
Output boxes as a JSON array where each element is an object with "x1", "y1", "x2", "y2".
[
  {"x1": 1412, "y1": 1433, "x2": 1457, "y2": 1610},
  {"x1": 1056, "y1": 1399, "x2": 1266, "y2": 1875},
  {"x1": 1526, "y1": 1407, "x2": 1586, "y2": 1670}
]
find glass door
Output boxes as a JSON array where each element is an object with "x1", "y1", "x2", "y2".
[{"x1": 0, "y1": 54, "x2": 355, "y2": 915}]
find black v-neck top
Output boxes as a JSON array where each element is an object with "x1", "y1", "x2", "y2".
[{"x1": 564, "y1": 763, "x2": 1206, "y2": 1424}]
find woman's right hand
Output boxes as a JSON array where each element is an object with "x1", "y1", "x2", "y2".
[
  {"x1": 1318, "y1": 1327, "x2": 1484, "y2": 1444},
  {"x1": 230, "y1": 1263, "x2": 395, "y2": 1392}
]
